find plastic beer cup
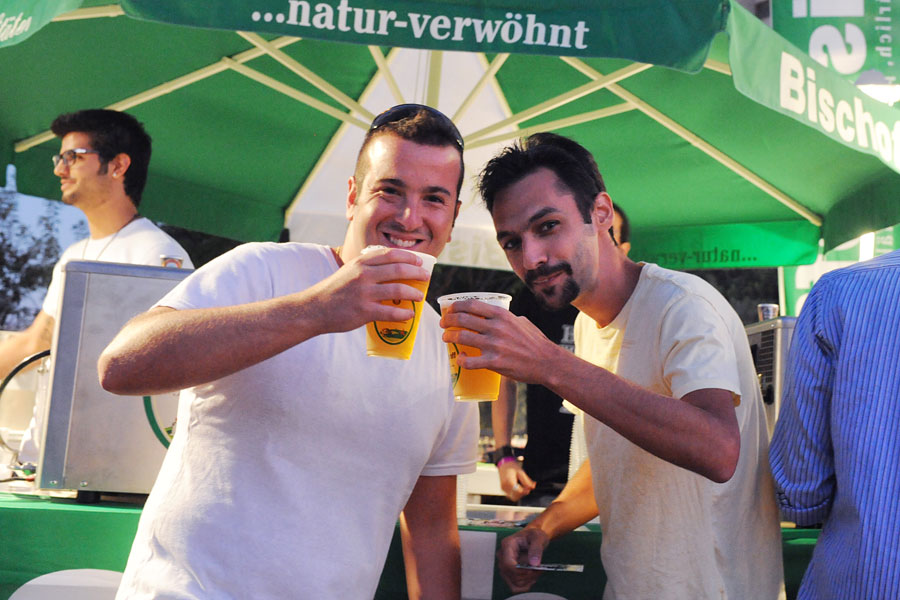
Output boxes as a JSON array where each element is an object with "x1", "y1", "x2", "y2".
[
  {"x1": 756, "y1": 303, "x2": 779, "y2": 321},
  {"x1": 437, "y1": 292, "x2": 512, "y2": 401},
  {"x1": 363, "y1": 246, "x2": 437, "y2": 360}
]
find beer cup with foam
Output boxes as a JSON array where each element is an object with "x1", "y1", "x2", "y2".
[{"x1": 437, "y1": 292, "x2": 512, "y2": 401}]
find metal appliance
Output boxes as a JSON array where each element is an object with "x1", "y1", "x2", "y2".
[
  {"x1": 745, "y1": 317, "x2": 796, "y2": 439},
  {"x1": 38, "y1": 261, "x2": 191, "y2": 497}
]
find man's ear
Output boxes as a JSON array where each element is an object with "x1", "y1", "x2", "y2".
[
  {"x1": 346, "y1": 175, "x2": 358, "y2": 221},
  {"x1": 109, "y1": 153, "x2": 131, "y2": 179},
  {"x1": 591, "y1": 192, "x2": 614, "y2": 234}
]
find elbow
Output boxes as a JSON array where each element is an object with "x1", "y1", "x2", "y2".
[
  {"x1": 97, "y1": 349, "x2": 133, "y2": 395},
  {"x1": 707, "y1": 434, "x2": 740, "y2": 484},
  {"x1": 97, "y1": 351, "x2": 119, "y2": 394}
]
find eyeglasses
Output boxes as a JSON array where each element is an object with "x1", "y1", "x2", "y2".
[
  {"x1": 368, "y1": 104, "x2": 464, "y2": 151},
  {"x1": 51, "y1": 148, "x2": 100, "y2": 168}
]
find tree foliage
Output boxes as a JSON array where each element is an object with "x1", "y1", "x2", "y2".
[{"x1": 0, "y1": 196, "x2": 61, "y2": 330}]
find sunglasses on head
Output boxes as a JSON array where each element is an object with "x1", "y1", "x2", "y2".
[{"x1": 368, "y1": 104, "x2": 464, "y2": 151}]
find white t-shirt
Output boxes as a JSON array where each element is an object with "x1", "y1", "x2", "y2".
[
  {"x1": 17, "y1": 217, "x2": 192, "y2": 465},
  {"x1": 41, "y1": 216, "x2": 194, "y2": 319},
  {"x1": 575, "y1": 263, "x2": 785, "y2": 600},
  {"x1": 116, "y1": 242, "x2": 479, "y2": 599}
]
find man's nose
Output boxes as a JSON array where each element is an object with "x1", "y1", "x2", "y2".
[
  {"x1": 521, "y1": 237, "x2": 547, "y2": 271},
  {"x1": 395, "y1": 199, "x2": 424, "y2": 230}
]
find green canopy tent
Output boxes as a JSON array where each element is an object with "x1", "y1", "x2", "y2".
[{"x1": 2, "y1": 0, "x2": 899, "y2": 270}]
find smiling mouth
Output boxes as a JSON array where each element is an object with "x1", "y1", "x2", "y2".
[
  {"x1": 385, "y1": 234, "x2": 420, "y2": 249},
  {"x1": 532, "y1": 271, "x2": 562, "y2": 286},
  {"x1": 525, "y1": 263, "x2": 573, "y2": 289}
]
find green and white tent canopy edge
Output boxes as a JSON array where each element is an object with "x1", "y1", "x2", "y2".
[{"x1": 3, "y1": 0, "x2": 899, "y2": 270}]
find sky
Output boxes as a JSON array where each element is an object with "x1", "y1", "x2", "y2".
[
  {"x1": 6, "y1": 157, "x2": 86, "y2": 250},
  {"x1": 6, "y1": 186, "x2": 86, "y2": 322},
  {"x1": 15, "y1": 192, "x2": 86, "y2": 251}
]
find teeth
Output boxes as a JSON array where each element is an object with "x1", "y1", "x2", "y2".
[{"x1": 388, "y1": 236, "x2": 416, "y2": 248}]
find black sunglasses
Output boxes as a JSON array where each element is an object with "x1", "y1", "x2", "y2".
[{"x1": 369, "y1": 104, "x2": 464, "y2": 151}]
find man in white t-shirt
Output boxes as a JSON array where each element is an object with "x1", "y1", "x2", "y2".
[
  {"x1": 0, "y1": 109, "x2": 192, "y2": 464},
  {"x1": 98, "y1": 105, "x2": 479, "y2": 599},
  {"x1": 441, "y1": 133, "x2": 784, "y2": 599}
]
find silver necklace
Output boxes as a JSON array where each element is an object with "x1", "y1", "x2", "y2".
[{"x1": 80, "y1": 214, "x2": 142, "y2": 261}]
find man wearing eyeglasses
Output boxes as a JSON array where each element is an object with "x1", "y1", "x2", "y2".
[
  {"x1": 98, "y1": 105, "x2": 478, "y2": 599},
  {"x1": 0, "y1": 108, "x2": 192, "y2": 465}
]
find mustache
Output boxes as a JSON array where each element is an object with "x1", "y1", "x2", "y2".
[{"x1": 525, "y1": 263, "x2": 573, "y2": 287}]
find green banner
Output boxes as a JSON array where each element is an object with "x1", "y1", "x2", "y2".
[
  {"x1": 631, "y1": 220, "x2": 821, "y2": 270},
  {"x1": 729, "y1": 2, "x2": 900, "y2": 174},
  {"x1": 772, "y1": 0, "x2": 899, "y2": 85},
  {"x1": 781, "y1": 225, "x2": 898, "y2": 315},
  {"x1": 121, "y1": 0, "x2": 727, "y2": 71},
  {"x1": 0, "y1": 0, "x2": 82, "y2": 48}
]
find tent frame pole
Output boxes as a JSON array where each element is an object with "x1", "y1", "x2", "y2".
[
  {"x1": 467, "y1": 103, "x2": 635, "y2": 150},
  {"x1": 453, "y1": 53, "x2": 509, "y2": 123},
  {"x1": 465, "y1": 62, "x2": 651, "y2": 142},
  {"x1": 368, "y1": 47, "x2": 405, "y2": 105},
  {"x1": 237, "y1": 32, "x2": 374, "y2": 121},
  {"x1": 15, "y1": 37, "x2": 302, "y2": 152},
  {"x1": 425, "y1": 51, "x2": 443, "y2": 108},
  {"x1": 223, "y1": 58, "x2": 370, "y2": 129},
  {"x1": 52, "y1": 5, "x2": 124, "y2": 20},
  {"x1": 562, "y1": 57, "x2": 822, "y2": 226}
]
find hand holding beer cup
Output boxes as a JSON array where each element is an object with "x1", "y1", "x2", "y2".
[
  {"x1": 437, "y1": 292, "x2": 512, "y2": 401},
  {"x1": 362, "y1": 245, "x2": 437, "y2": 360},
  {"x1": 315, "y1": 246, "x2": 431, "y2": 337}
]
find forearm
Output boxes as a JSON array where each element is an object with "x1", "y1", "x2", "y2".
[
  {"x1": 492, "y1": 377, "x2": 518, "y2": 447},
  {"x1": 538, "y1": 350, "x2": 739, "y2": 482},
  {"x1": 400, "y1": 516, "x2": 460, "y2": 600},
  {"x1": 446, "y1": 308, "x2": 737, "y2": 481},
  {"x1": 400, "y1": 476, "x2": 461, "y2": 600},
  {"x1": 98, "y1": 292, "x2": 329, "y2": 395},
  {"x1": 528, "y1": 460, "x2": 598, "y2": 540},
  {"x1": 0, "y1": 336, "x2": 42, "y2": 381},
  {"x1": 0, "y1": 312, "x2": 53, "y2": 379}
]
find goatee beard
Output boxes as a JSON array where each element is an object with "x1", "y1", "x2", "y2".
[{"x1": 529, "y1": 271, "x2": 579, "y2": 312}]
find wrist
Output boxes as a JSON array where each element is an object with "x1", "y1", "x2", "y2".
[
  {"x1": 492, "y1": 444, "x2": 516, "y2": 466},
  {"x1": 496, "y1": 455, "x2": 517, "y2": 467},
  {"x1": 526, "y1": 512, "x2": 557, "y2": 541}
]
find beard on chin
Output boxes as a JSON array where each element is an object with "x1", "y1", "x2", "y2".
[
  {"x1": 526, "y1": 263, "x2": 579, "y2": 311},
  {"x1": 532, "y1": 279, "x2": 580, "y2": 311}
]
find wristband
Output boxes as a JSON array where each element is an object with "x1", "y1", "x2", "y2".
[
  {"x1": 493, "y1": 444, "x2": 516, "y2": 466},
  {"x1": 496, "y1": 456, "x2": 517, "y2": 467}
]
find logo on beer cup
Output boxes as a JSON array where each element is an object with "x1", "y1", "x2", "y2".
[
  {"x1": 447, "y1": 343, "x2": 461, "y2": 386},
  {"x1": 372, "y1": 299, "x2": 418, "y2": 345}
]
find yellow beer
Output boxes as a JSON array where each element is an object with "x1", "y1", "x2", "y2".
[
  {"x1": 364, "y1": 249, "x2": 436, "y2": 360},
  {"x1": 437, "y1": 292, "x2": 512, "y2": 401},
  {"x1": 444, "y1": 341, "x2": 502, "y2": 401}
]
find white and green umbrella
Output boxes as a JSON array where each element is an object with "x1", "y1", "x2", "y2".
[{"x1": 3, "y1": 0, "x2": 899, "y2": 270}]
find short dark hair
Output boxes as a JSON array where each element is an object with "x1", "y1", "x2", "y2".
[
  {"x1": 51, "y1": 109, "x2": 152, "y2": 208},
  {"x1": 478, "y1": 132, "x2": 605, "y2": 224},
  {"x1": 354, "y1": 105, "x2": 465, "y2": 196},
  {"x1": 613, "y1": 202, "x2": 630, "y2": 244}
]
